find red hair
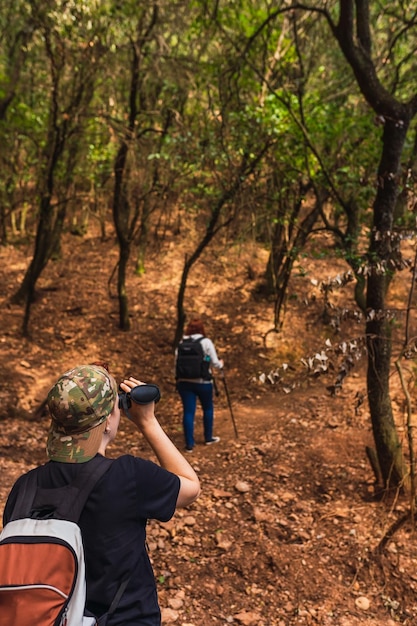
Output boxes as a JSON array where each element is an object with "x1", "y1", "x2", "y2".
[{"x1": 185, "y1": 318, "x2": 205, "y2": 335}]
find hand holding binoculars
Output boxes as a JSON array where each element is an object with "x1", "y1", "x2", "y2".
[{"x1": 118, "y1": 383, "x2": 161, "y2": 414}]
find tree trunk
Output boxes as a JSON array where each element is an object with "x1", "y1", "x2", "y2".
[
  {"x1": 173, "y1": 146, "x2": 271, "y2": 348},
  {"x1": 112, "y1": 140, "x2": 132, "y2": 332},
  {"x1": 12, "y1": 184, "x2": 55, "y2": 288},
  {"x1": 117, "y1": 242, "x2": 130, "y2": 331},
  {"x1": 366, "y1": 118, "x2": 409, "y2": 489},
  {"x1": 266, "y1": 184, "x2": 322, "y2": 329},
  {"x1": 328, "y1": 0, "x2": 417, "y2": 489}
]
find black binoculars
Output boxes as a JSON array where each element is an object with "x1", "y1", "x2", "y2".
[{"x1": 118, "y1": 383, "x2": 161, "y2": 413}]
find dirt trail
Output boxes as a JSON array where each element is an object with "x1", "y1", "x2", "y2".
[{"x1": 1, "y1": 231, "x2": 416, "y2": 624}]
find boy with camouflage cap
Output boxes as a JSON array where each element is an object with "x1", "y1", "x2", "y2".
[
  {"x1": 46, "y1": 364, "x2": 119, "y2": 463},
  {"x1": 3, "y1": 363, "x2": 201, "y2": 625}
]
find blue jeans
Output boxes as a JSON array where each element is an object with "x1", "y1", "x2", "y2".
[{"x1": 176, "y1": 381, "x2": 214, "y2": 448}]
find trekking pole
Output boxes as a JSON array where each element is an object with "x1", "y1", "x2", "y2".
[{"x1": 221, "y1": 371, "x2": 238, "y2": 438}]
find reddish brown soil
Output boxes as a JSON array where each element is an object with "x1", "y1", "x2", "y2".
[{"x1": 0, "y1": 227, "x2": 416, "y2": 625}]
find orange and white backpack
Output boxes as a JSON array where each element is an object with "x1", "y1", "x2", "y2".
[{"x1": 0, "y1": 456, "x2": 127, "y2": 626}]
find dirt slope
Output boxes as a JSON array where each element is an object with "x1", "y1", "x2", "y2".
[{"x1": 0, "y1": 228, "x2": 416, "y2": 625}]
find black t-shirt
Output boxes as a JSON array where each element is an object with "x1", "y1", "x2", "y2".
[{"x1": 3, "y1": 454, "x2": 181, "y2": 626}]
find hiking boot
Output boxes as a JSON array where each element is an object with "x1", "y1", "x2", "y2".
[{"x1": 205, "y1": 437, "x2": 220, "y2": 445}]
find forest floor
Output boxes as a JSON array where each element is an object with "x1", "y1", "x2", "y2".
[{"x1": 1, "y1": 223, "x2": 417, "y2": 625}]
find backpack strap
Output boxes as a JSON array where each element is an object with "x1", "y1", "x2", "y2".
[
  {"x1": 10, "y1": 456, "x2": 113, "y2": 523},
  {"x1": 63, "y1": 456, "x2": 113, "y2": 522},
  {"x1": 180, "y1": 335, "x2": 205, "y2": 344},
  {"x1": 96, "y1": 576, "x2": 132, "y2": 626},
  {"x1": 195, "y1": 336, "x2": 212, "y2": 379}
]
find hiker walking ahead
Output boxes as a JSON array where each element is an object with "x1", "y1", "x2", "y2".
[
  {"x1": 175, "y1": 318, "x2": 224, "y2": 452},
  {"x1": 2, "y1": 363, "x2": 200, "y2": 626}
]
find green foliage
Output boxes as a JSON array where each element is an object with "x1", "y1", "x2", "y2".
[{"x1": 0, "y1": 0, "x2": 416, "y2": 262}]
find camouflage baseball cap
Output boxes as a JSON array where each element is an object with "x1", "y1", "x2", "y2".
[{"x1": 46, "y1": 364, "x2": 118, "y2": 463}]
